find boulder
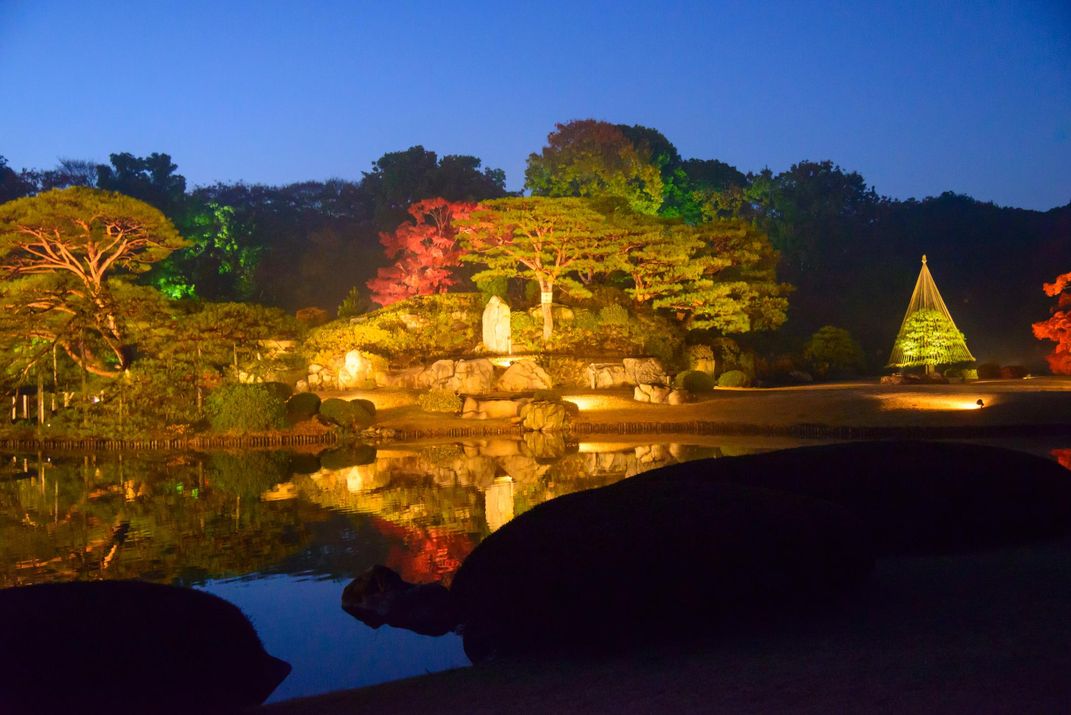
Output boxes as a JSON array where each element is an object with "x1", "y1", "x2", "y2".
[
  {"x1": 633, "y1": 384, "x2": 671, "y2": 404},
  {"x1": 422, "y1": 359, "x2": 457, "y2": 389},
  {"x1": 482, "y1": 296, "x2": 512, "y2": 354},
  {"x1": 632, "y1": 441, "x2": 1071, "y2": 556},
  {"x1": 519, "y1": 400, "x2": 569, "y2": 431},
  {"x1": 623, "y1": 357, "x2": 668, "y2": 386},
  {"x1": 497, "y1": 361, "x2": 553, "y2": 392},
  {"x1": 585, "y1": 362, "x2": 629, "y2": 389},
  {"x1": 342, "y1": 565, "x2": 457, "y2": 637},
  {"x1": 667, "y1": 389, "x2": 691, "y2": 405},
  {"x1": 451, "y1": 359, "x2": 495, "y2": 394},
  {"x1": 0, "y1": 581, "x2": 290, "y2": 713},
  {"x1": 450, "y1": 476, "x2": 873, "y2": 661}
]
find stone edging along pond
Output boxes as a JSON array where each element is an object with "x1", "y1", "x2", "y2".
[{"x1": 3, "y1": 420, "x2": 1070, "y2": 452}]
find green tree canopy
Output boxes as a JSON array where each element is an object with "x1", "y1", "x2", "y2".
[
  {"x1": 457, "y1": 197, "x2": 613, "y2": 340},
  {"x1": 803, "y1": 325, "x2": 866, "y2": 378},
  {"x1": 525, "y1": 120, "x2": 664, "y2": 215},
  {"x1": 0, "y1": 187, "x2": 186, "y2": 377},
  {"x1": 889, "y1": 308, "x2": 972, "y2": 369}
]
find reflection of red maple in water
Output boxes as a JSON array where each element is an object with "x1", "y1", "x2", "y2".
[
  {"x1": 1052, "y1": 449, "x2": 1071, "y2": 472},
  {"x1": 371, "y1": 517, "x2": 475, "y2": 586}
]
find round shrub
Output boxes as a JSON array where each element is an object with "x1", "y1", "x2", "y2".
[
  {"x1": 803, "y1": 326, "x2": 865, "y2": 379},
  {"x1": 285, "y1": 392, "x2": 321, "y2": 424},
  {"x1": 674, "y1": 370, "x2": 716, "y2": 393},
  {"x1": 261, "y1": 381, "x2": 293, "y2": 402},
  {"x1": 717, "y1": 370, "x2": 751, "y2": 388},
  {"x1": 418, "y1": 388, "x2": 462, "y2": 413},
  {"x1": 319, "y1": 398, "x2": 374, "y2": 430},
  {"x1": 206, "y1": 384, "x2": 286, "y2": 433},
  {"x1": 350, "y1": 398, "x2": 376, "y2": 418}
]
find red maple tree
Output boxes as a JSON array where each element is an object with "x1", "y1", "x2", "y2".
[
  {"x1": 1032, "y1": 271, "x2": 1071, "y2": 375},
  {"x1": 366, "y1": 198, "x2": 475, "y2": 307}
]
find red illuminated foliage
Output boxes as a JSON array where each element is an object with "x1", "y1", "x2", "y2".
[
  {"x1": 1052, "y1": 449, "x2": 1071, "y2": 472},
  {"x1": 366, "y1": 198, "x2": 474, "y2": 307},
  {"x1": 1032, "y1": 271, "x2": 1071, "y2": 375},
  {"x1": 371, "y1": 518, "x2": 475, "y2": 586}
]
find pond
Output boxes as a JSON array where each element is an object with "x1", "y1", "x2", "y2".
[{"x1": 2, "y1": 436, "x2": 1068, "y2": 703}]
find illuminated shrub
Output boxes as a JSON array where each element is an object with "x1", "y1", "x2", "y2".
[
  {"x1": 319, "y1": 398, "x2": 374, "y2": 429},
  {"x1": 803, "y1": 326, "x2": 865, "y2": 378},
  {"x1": 597, "y1": 304, "x2": 629, "y2": 327},
  {"x1": 261, "y1": 381, "x2": 293, "y2": 402},
  {"x1": 304, "y1": 293, "x2": 482, "y2": 366},
  {"x1": 285, "y1": 392, "x2": 321, "y2": 424},
  {"x1": 717, "y1": 370, "x2": 751, "y2": 388},
  {"x1": 350, "y1": 398, "x2": 376, "y2": 418},
  {"x1": 206, "y1": 384, "x2": 286, "y2": 433},
  {"x1": 418, "y1": 388, "x2": 461, "y2": 413},
  {"x1": 674, "y1": 370, "x2": 716, "y2": 393}
]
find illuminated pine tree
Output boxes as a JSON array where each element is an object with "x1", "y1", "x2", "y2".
[{"x1": 888, "y1": 255, "x2": 973, "y2": 372}]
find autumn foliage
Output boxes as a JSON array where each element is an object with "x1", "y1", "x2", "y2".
[
  {"x1": 366, "y1": 198, "x2": 474, "y2": 307},
  {"x1": 1032, "y1": 271, "x2": 1071, "y2": 375}
]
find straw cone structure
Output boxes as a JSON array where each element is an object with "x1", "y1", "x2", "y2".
[{"x1": 888, "y1": 255, "x2": 974, "y2": 368}]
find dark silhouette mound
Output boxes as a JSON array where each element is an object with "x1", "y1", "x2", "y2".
[
  {"x1": 342, "y1": 565, "x2": 457, "y2": 636},
  {"x1": 633, "y1": 440, "x2": 1071, "y2": 555},
  {"x1": 451, "y1": 478, "x2": 874, "y2": 661},
  {"x1": 0, "y1": 580, "x2": 290, "y2": 714}
]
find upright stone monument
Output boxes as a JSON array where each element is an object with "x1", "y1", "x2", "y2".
[{"x1": 482, "y1": 296, "x2": 512, "y2": 354}]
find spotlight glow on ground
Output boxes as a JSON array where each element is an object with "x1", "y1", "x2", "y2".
[{"x1": 872, "y1": 394, "x2": 995, "y2": 411}]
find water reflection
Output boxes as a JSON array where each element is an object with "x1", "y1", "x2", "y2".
[{"x1": 2, "y1": 438, "x2": 1067, "y2": 702}]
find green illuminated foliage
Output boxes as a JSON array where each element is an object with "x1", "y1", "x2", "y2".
[
  {"x1": 0, "y1": 187, "x2": 186, "y2": 378},
  {"x1": 525, "y1": 121, "x2": 664, "y2": 216},
  {"x1": 457, "y1": 197, "x2": 613, "y2": 341},
  {"x1": 205, "y1": 383, "x2": 286, "y2": 433},
  {"x1": 890, "y1": 309, "x2": 972, "y2": 369},
  {"x1": 803, "y1": 325, "x2": 866, "y2": 378}
]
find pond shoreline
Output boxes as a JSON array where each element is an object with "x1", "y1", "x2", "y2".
[{"x1": 4, "y1": 378, "x2": 1069, "y2": 451}]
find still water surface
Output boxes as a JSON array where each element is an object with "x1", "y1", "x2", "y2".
[{"x1": 2, "y1": 436, "x2": 1067, "y2": 702}]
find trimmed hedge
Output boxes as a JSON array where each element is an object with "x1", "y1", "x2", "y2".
[
  {"x1": 206, "y1": 384, "x2": 286, "y2": 433},
  {"x1": 319, "y1": 398, "x2": 374, "y2": 430},
  {"x1": 285, "y1": 392, "x2": 321, "y2": 424},
  {"x1": 674, "y1": 370, "x2": 716, "y2": 393},
  {"x1": 717, "y1": 370, "x2": 751, "y2": 388}
]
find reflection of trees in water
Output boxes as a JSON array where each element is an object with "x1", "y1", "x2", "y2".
[
  {"x1": 0, "y1": 441, "x2": 748, "y2": 588},
  {"x1": 0, "y1": 452, "x2": 324, "y2": 587}
]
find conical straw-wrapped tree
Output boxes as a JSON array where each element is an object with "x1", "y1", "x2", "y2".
[{"x1": 888, "y1": 255, "x2": 974, "y2": 374}]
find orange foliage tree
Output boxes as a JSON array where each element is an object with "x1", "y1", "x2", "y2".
[
  {"x1": 1032, "y1": 271, "x2": 1071, "y2": 374},
  {"x1": 366, "y1": 198, "x2": 474, "y2": 307}
]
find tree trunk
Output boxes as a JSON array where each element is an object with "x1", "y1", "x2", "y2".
[
  {"x1": 36, "y1": 369, "x2": 44, "y2": 427},
  {"x1": 539, "y1": 281, "x2": 554, "y2": 342}
]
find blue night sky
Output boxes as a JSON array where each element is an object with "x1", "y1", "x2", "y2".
[{"x1": 2, "y1": 1, "x2": 1068, "y2": 210}]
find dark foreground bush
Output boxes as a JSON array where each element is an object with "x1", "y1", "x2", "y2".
[
  {"x1": 633, "y1": 441, "x2": 1071, "y2": 556},
  {"x1": 319, "y1": 397, "x2": 374, "y2": 430},
  {"x1": 206, "y1": 384, "x2": 286, "y2": 432},
  {"x1": 0, "y1": 581, "x2": 290, "y2": 713},
  {"x1": 451, "y1": 476, "x2": 873, "y2": 661}
]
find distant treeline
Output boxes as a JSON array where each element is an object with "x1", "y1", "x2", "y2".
[{"x1": 2, "y1": 120, "x2": 1068, "y2": 366}]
